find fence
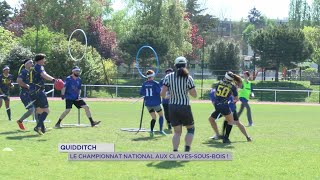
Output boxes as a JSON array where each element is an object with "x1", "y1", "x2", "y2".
[{"x1": 9, "y1": 83, "x2": 320, "y2": 103}]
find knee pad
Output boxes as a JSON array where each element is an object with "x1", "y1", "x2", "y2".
[{"x1": 187, "y1": 127, "x2": 195, "y2": 135}]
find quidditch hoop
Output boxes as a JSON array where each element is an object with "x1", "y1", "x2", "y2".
[
  {"x1": 135, "y1": 46, "x2": 159, "y2": 78},
  {"x1": 68, "y1": 29, "x2": 87, "y2": 61}
]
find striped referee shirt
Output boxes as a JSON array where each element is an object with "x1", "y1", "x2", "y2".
[{"x1": 163, "y1": 72, "x2": 195, "y2": 105}]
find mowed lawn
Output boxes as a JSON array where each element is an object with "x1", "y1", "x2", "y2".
[{"x1": 0, "y1": 99, "x2": 319, "y2": 180}]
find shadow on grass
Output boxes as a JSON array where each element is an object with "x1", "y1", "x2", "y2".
[
  {"x1": 6, "y1": 134, "x2": 41, "y2": 140},
  {"x1": 146, "y1": 161, "x2": 189, "y2": 169},
  {"x1": 131, "y1": 136, "x2": 163, "y2": 141},
  {"x1": 202, "y1": 140, "x2": 235, "y2": 149},
  {"x1": 0, "y1": 130, "x2": 30, "y2": 135}
]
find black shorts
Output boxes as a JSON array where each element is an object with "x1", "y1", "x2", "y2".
[
  {"x1": 211, "y1": 110, "x2": 239, "y2": 121},
  {"x1": 31, "y1": 91, "x2": 48, "y2": 108},
  {"x1": 20, "y1": 92, "x2": 32, "y2": 109},
  {"x1": 169, "y1": 104, "x2": 194, "y2": 126},
  {"x1": 214, "y1": 103, "x2": 231, "y2": 116},
  {"x1": 66, "y1": 99, "x2": 86, "y2": 109}
]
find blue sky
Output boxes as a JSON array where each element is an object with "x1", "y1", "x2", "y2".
[{"x1": 4, "y1": 0, "x2": 313, "y2": 21}]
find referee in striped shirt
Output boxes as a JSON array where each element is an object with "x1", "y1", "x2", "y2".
[{"x1": 160, "y1": 56, "x2": 197, "y2": 152}]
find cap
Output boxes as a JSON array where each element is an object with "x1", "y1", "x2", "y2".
[{"x1": 174, "y1": 56, "x2": 187, "y2": 65}]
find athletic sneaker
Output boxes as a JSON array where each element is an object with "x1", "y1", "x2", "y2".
[
  {"x1": 248, "y1": 123, "x2": 254, "y2": 127},
  {"x1": 246, "y1": 136, "x2": 252, "y2": 142},
  {"x1": 149, "y1": 131, "x2": 154, "y2": 137},
  {"x1": 159, "y1": 131, "x2": 167, "y2": 135},
  {"x1": 223, "y1": 138, "x2": 231, "y2": 144},
  {"x1": 168, "y1": 124, "x2": 172, "y2": 130},
  {"x1": 210, "y1": 135, "x2": 222, "y2": 140},
  {"x1": 91, "y1": 121, "x2": 101, "y2": 127},
  {"x1": 55, "y1": 123, "x2": 61, "y2": 129},
  {"x1": 34, "y1": 127, "x2": 44, "y2": 135},
  {"x1": 16, "y1": 120, "x2": 25, "y2": 130}
]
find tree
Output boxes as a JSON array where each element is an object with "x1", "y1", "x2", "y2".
[
  {"x1": 303, "y1": 26, "x2": 320, "y2": 72},
  {"x1": 0, "y1": 1, "x2": 12, "y2": 26},
  {"x1": 8, "y1": 0, "x2": 110, "y2": 36},
  {"x1": 0, "y1": 26, "x2": 17, "y2": 62},
  {"x1": 2, "y1": 44, "x2": 33, "y2": 78},
  {"x1": 311, "y1": 0, "x2": 320, "y2": 26},
  {"x1": 208, "y1": 41, "x2": 240, "y2": 80},
  {"x1": 248, "y1": 7, "x2": 266, "y2": 29},
  {"x1": 118, "y1": 0, "x2": 191, "y2": 66},
  {"x1": 249, "y1": 25, "x2": 314, "y2": 81},
  {"x1": 87, "y1": 17, "x2": 116, "y2": 59},
  {"x1": 289, "y1": 0, "x2": 311, "y2": 28}
]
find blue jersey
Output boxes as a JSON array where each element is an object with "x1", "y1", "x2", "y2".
[
  {"x1": 18, "y1": 68, "x2": 31, "y2": 93},
  {"x1": 30, "y1": 64, "x2": 45, "y2": 91},
  {"x1": 159, "y1": 78, "x2": 169, "y2": 104},
  {"x1": 140, "y1": 80, "x2": 161, "y2": 107},
  {"x1": 209, "y1": 89, "x2": 236, "y2": 112},
  {"x1": 0, "y1": 74, "x2": 13, "y2": 94},
  {"x1": 64, "y1": 75, "x2": 81, "y2": 100},
  {"x1": 214, "y1": 80, "x2": 238, "y2": 104}
]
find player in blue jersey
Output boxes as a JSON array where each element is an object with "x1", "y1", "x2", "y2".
[
  {"x1": 16, "y1": 59, "x2": 39, "y2": 130},
  {"x1": 211, "y1": 71, "x2": 242, "y2": 143},
  {"x1": 140, "y1": 70, "x2": 165, "y2": 137},
  {"x1": 208, "y1": 88, "x2": 252, "y2": 142},
  {"x1": 54, "y1": 66, "x2": 101, "y2": 128},
  {"x1": 29, "y1": 54, "x2": 57, "y2": 135},
  {"x1": 159, "y1": 68, "x2": 173, "y2": 130},
  {"x1": 0, "y1": 65, "x2": 14, "y2": 121}
]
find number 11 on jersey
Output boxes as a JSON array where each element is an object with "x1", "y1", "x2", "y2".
[{"x1": 146, "y1": 88, "x2": 153, "y2": 96}]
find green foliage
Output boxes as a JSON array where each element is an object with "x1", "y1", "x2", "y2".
[
  {"x1": 19, "y1": 25, "x2": 65, "y2": 54},
  {"x1": 21, "y1": 0, "x2": 109, "y2": 34},
  {"x1": 1, "y1": 44, "x2": 33, "y2": 78},
  {"x1": 0, "y1": 27, "x2": 17, "y2": 62},
  {"x1": 249, "y1": 25, "x2": 314, "y2": 81},
  {"x1": 303, "y1": 26, "x2": 320, "y2": 72},
  {"x1": 208, "y1": 41, "x2": 241, "y2": 79},
  {"x1": 0, "y1": 1, "x2": 12, "y2": 26},
  {"x1": 289, "y1": 0, "x2": 311, "y2": 28}
]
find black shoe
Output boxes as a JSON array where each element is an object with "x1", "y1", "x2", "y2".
[
  {"x1": 168, "y1": 124, "x2": 172, "y2": 130},
  {"x1": 246, "y1": 136, "x2": 252, "y2": 142},
  {"x1": 34, "y1": 127, "x2": 44, "y2": 135},
  {"x1": 223, "y1": 138, "x2": 231, "y2": 144},
  {"x1": 55, "y1": 123, "x2": 61, "y2": 128},
  {"x1": 41, "y1": 125, "x2": 46, "y2": 134},
  {"x1": 91, "y1": 121, "x2": 101, "y2": 127}
]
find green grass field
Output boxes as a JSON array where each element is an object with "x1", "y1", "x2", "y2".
[{"x1": 0, "y1": 100, "x2": 320, "y2": 179}]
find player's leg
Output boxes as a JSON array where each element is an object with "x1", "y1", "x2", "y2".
[
  {"x1": 148, "y1": 109, "x2": 157, "y2": 136},
  {"x1": 0, "y1": 98, "x2": 3, "y2": 109},
  {"x1": 162, "y1": 103, "x2": 171, "y2": 130},
  {"x1": 182, "y1": 105, "x2": 195, "y2": 152},
  {"x1": 208, "y1": 111, "x2": 221, "y2": 139},
  {"x1": 4, "y1": 98, "x2": 11, "y2": 121},
  {"x1": 155, "y1": 105, "x2": 165, "y2": 135},
  {"x1": 233, "y1": 111, "x2": 252, "y2": 141},
  {"x1": 243, "y1": 101, "x2": 253, "y2": 126},
  {"x1": 237, "y1": 99, "x2": 245, "y2": 118},
  {"x1": 223, "y1": 113, "x2": 234, "y2": 143},
  {"x1": 172, "y1": 125, "x2": 182, "y2": 151},
  {"x1": 55, "y1": 100, "x2": 72, "y2": 128},
  {"x1": 77, "y1": 100, "x2": 101, "y2": 127},
  {"x1": 35, "y1": 92, "x2": 49, "y2": 134},
  {"x1": 17, "y1": 93, "x2": 33, "y2": 130}
]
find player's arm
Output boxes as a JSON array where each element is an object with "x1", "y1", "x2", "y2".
[
  {"x1": 40, "y1": 71, "x2": 55, "y2": 82},
  {"x1": 189, "y1": 88, "x2": 197, "y2": 98},
  {"x1": 160, "y1": 85, "x2": 168, "y2": 98},
  {"x1": 17, "y1": 77, "x2": 29, "y2": 89},
  {"x1": 232, "y1": 86, "x2": 239, "y2": 102}
]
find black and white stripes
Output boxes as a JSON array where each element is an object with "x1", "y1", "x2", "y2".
[{"x1": 163, "y1": 72, "x2": 195, "y2": 105}]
